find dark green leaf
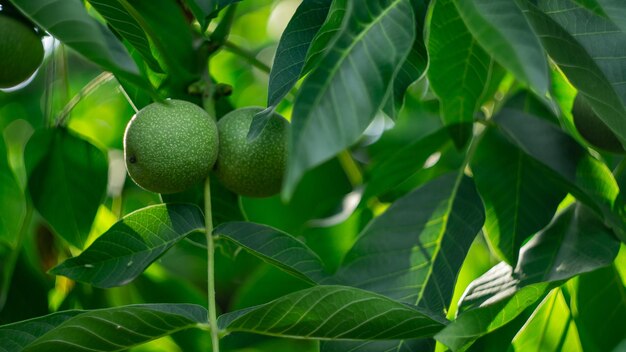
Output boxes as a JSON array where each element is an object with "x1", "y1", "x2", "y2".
[
  {"x1": 494, "y1": 108, "x2": 625, "y2": 241},
  {"x1": 0, "y1": 135, "x2": 25, "y2": 247},
  {"x1": 321, "y1": 338, "x2": 434, "y2": 352},
  {"x1": 382, "y1": 0, "x2": 428, "y2": 119},
  {"x1": 0, "y1": 304, "x2": 207, "y2": 352},
  {"x1": 595, "y1": 0, "x2": 626, "y2": 33},
  {"x1": 285, "y1": 0, "x2": 417, "y2": 198},
  {"x1": 11, "y1": 0, "x2": 149, "y2": 90},
  {"x1": 218, "y1": 285, "x2": 446, "y2": 340},
  {"x1": 471, "y1": 128, "x2": 566, "y2": 264},
  {"x1": 248, "y1": 0, "x2": 331, "y2": 140},
  {"x1": 363, "y1": 128, "x2": 453, "y2": 201},
  {"x1": 214, "y1": 221, "x2": 328, "y2": 284},
  {"x1": 50, "y1": 204, "x2": 205, "y2": 288},
  {"x1": 335, "y1": 172, "x2": 485, "y2": 317},
  {"x1": 185, "y1": 0, "x2": 241, "y2": 28},
  {"x1": 435, "y1": 204, "x2": 620, "y2": 351},
  {"x1": 453, "y1": 0, "x2": 549, "y2": 95},
  {"x1": 522, "y1": 0, "x2": 626, "y2": 147},
  {"x1": 24, "y1": 128, "x2": 108, "y2": 249},
  {"x1": 570, "y1": 264, "x2": 626, "y2": 352},
  {"x1": 427, "y1": 0, "x2": 497, "y2": 147},
  {"x1": 301, "y1": 0, "x2": 350, "y2": 74},
  {"x1": 87, "y1": 0, "x2": 163, "y2": 73}
]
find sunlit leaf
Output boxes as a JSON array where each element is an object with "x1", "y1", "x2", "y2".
[
  {"x1": 50, "y1": 204, "x2": 205, "y2": 288},
  {"x1": 285, "y1": 0, "x2": 417, "y2": 198},
  {"x1": 0, "y1": 304, "x2": 207, "y2": 352},
  {"x1": 218, "y1": 285, "x2": 446, "y2": 340},
  {"x1": 435, "y1": 204, "x2": 620, "y2": 351},
  {"x1": 214, "y1": 221, "x2": 328, "y2": 284},
  {"x1": 24, "y1": 128, "x2": 108, "y2": 249}
]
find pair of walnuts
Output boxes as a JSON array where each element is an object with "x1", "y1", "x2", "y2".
[{"x1": 124, "y1": 100, "x2": 288, "y2": 198}]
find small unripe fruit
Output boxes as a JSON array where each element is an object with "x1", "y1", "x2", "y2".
[
  {"x1": 572, "y1": 94, "x2": 624, "y2": 154},
  {"x1": 215, "y1": 107, "x2": 288, "y2": 198},
  {"x1": 0, "y1": 15, "x2": 43, "y2": 88},
  {"x1": 124, "y1": 99, "x2": 219, "y2": 194}
]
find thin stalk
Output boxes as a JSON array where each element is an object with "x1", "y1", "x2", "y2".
[
  {"x1": 55, "y1": 72, "x2": 115, "y2": 126},
  {"x1": 222, "y1": 41, "x2": 271, "y2": 73},
  {"x1": 338, "y1": 150, "x2": 363, "y2": 187},
  {"x1": 204, "y1": 177, "x2": 219, "y2": 351}
]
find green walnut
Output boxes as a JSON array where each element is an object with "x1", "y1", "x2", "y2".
[
  {"x1": 572, "y1": 94, "x2": 624, "y2": 154},
  {"x1": 124, "y1": 99, "x2": 219, "y2": 194},
  {"x1": 0, "y1": 15, "x2": 43, "y2": 88},
  {"x1": 215, "y1": 107, "x2": 288, "y2": 198}
]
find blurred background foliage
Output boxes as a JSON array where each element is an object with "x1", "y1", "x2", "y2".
[{"x1": 5, "y1": 0, "x2": 615, "y2": 350}]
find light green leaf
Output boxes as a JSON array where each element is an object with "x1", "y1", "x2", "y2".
[
  {"x1": 218, "y1": 285, "x2": 446, "y2": 340},
  {"x1": 11, "y1": 0, "x2": 149, "y2": 90},
  {"x1": 453, "y1": 0, "x2": 549, "y2": 96},
  {"x1": 427, "y1": 0, "x2": 498, "y2": 147},
  {"x1": 214, "y1": 221, "x2": 328, "y2": 284},
  {"x1": 0, "y1": 304, "x2": 206, "y2": 352},
  {"x1": 24, "y1": 128, "x2": 108, "y2": 249},
  {"x1": 335, "y1": 172, "x2": 485, "y2": 318},
  {"x1": 471, "y1": 128, "x2": 566, "y2": 265},
  {"x1": 50, "y1": 204, "x2": 205, "y2": 288},
  {"x1": 522, "y1": 0, "x2": 626, "y2": 147},
  {"x1": 435, "y1": 204, "x2": 620, "y2": 351},
  {"x1": 512, "y1": 289, "x2": 582, "y2": 352},
  {"x1": 285, "y1": 0, "x2": 417, "y2": 198}
]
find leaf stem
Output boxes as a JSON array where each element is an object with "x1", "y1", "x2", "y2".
[
  {"x1": 55, "y1": 72, "x2": 115, "y2": 126},
  {"x1": 338, "y1": 150, "x2": 363, "y2": 187},
  {"x1": 204, "y1": 176, "x2": 220, "y2": 351}
]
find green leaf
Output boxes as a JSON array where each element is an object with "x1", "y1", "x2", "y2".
[
  {"x1": 435, "y1": 204, "x2": 620, "y2": 351},
  {"x1": 511, "y1": 289, "x2": 582, "y2": 352},
  {"x1": 248, "y1": 0, "x2": 331, "y2": 140},
  {"x1": 382, "y1": 0, "x2": 428, "y2": 119},
  {"x1": 218, "y1": 285, "x2": 446, "y2": 340},
  {"x1": 335, "y1": 172, "x2": 485, "y2": 317},
  {"x1": 10, "y1": 0, "x2": 149, "y2": 90},
  {"x1": 363, "y1": 128, "x2": 453, "y2": 201},
  {"x1": 595, "y1": 0, "x2": 626, "y2": 33},
  {"x1": 301, "y1": 0, "x2": 350, "y2": 75},
  {"x1": 87, "y1": 0, "x2": 163, "y2": 73},
  {"x1": 471, "y1": 128, "x2": 566, "y2": 265},
  {"x1": 119, "y1": 0, "x2": 198, "y2": 97},
  {"x1": 494, "y1": 107, "x2": 625, "y2": 241},
  {"x1": 184, "y1": 0, "x2": 241, "y2": 29},
  {"x1": 453, "y1": 0, "x2": 549, "y2": 96},
  {"x1": 570, "y1": 264, "x2": 626, "y2": 352},
  {"x1": 284, "y1": 0, "x2": 417, "y2": 199},
  {"x1": 0, "y1": 135, "x2": 25, "y2": 247},
  {"x1": 214, "y1": 221, "x2": 328, "y2": 284},
  {"x1": 522, "y1": 0, "x2": 626, "y2": 147},
  {"x1": 24, "y1": 128, "x2": 108, "y2": 249},
  {"x1": 321, "y1": 338, "x2": 434, "y2": 352},
  {"x1": 50, "y1": 204, "x2": 205, "y2": 288},
  {"x1": 0, "y1": 304, "x2": 206, "y2": 352},
  {"x1": 427, "y1": 0, "x2": 498, "y2": 147}
]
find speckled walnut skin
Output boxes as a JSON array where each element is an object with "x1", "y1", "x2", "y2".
[
  {"x1": 214, "y1": 107, "x2": 288, "y2": 198},
  {"x1": 124, "y1": 99, "x2": 219, "y2": 194}
]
